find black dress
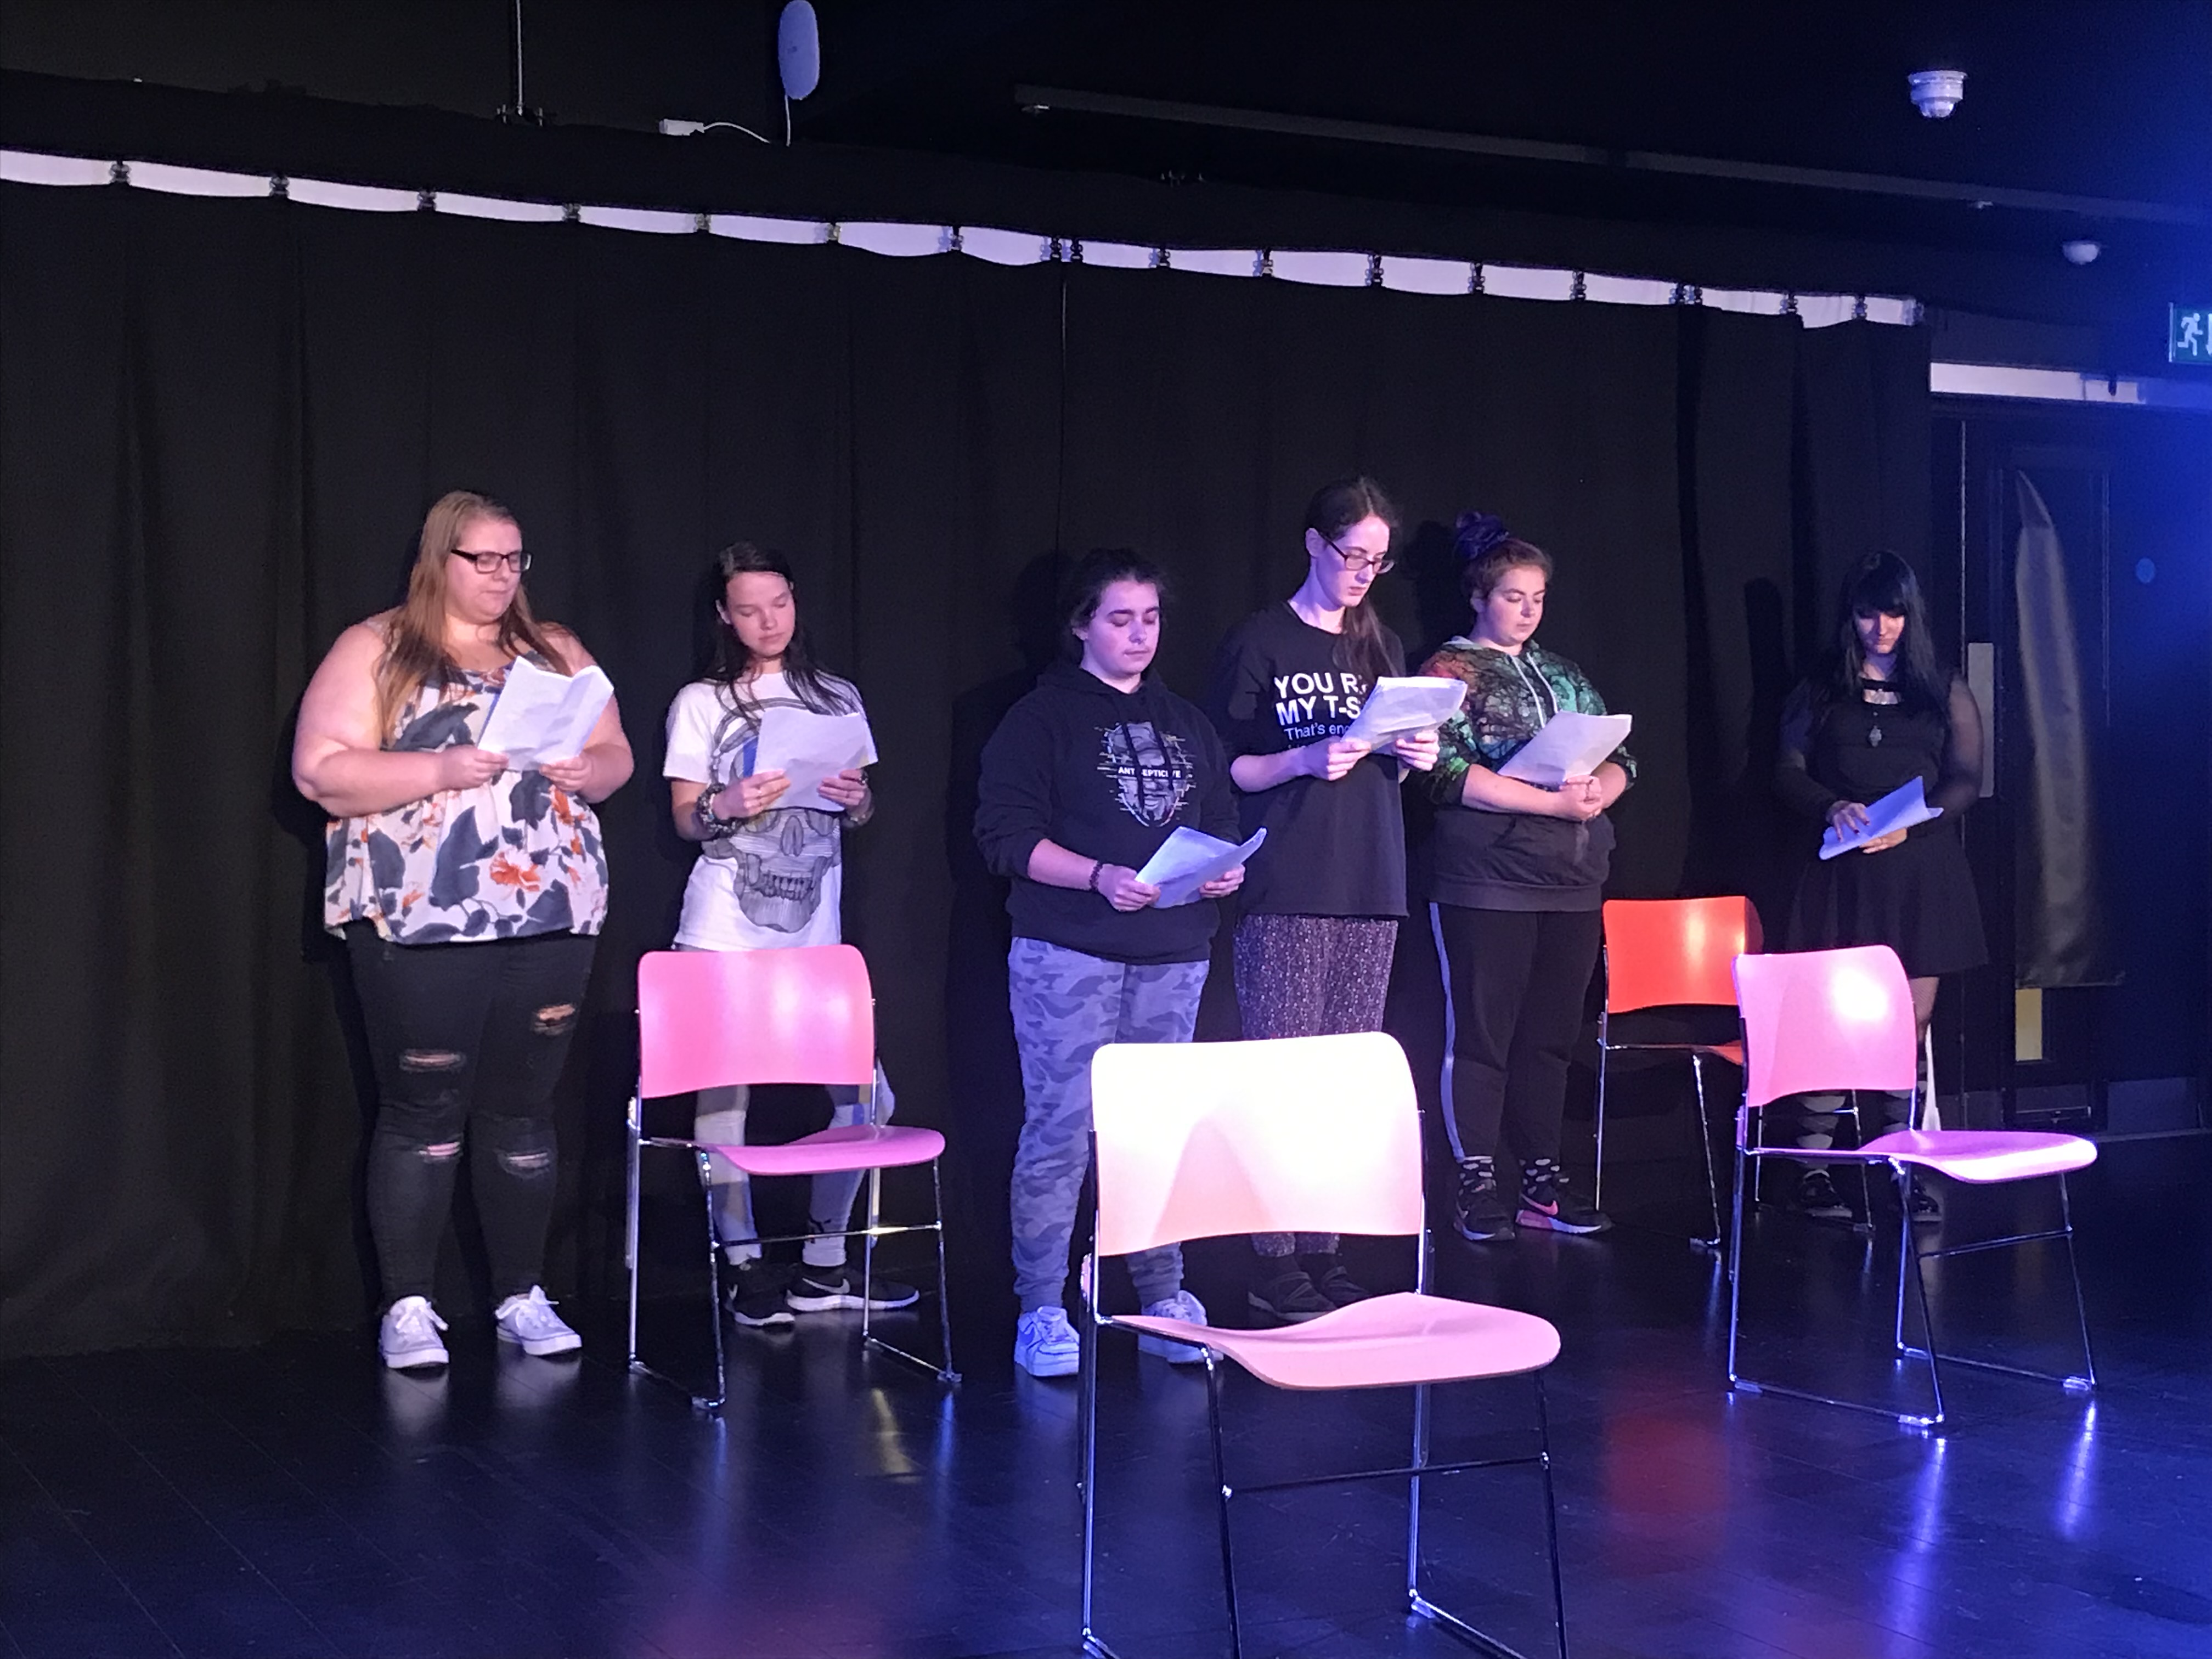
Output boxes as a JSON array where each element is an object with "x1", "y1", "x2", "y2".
[{"x1": 1775, "y1": 675, "x2": 1989, "y2": 979}]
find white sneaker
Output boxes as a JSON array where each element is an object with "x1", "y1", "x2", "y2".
[
  {"x1": 1136, "y1": 1290, "x2": 1212, "y2": 1365},
  {"x1": 493, "y1": 1286, "x2": 582, "y2": 1357},
  {"x1": 1014, "y1": 1306, "x2": 1081, "y2": 1378},
  {"x1": 379, "y1": 1296, "x2": 449, "y2": 1370}
]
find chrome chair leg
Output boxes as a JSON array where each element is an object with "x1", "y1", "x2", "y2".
[
  {"x1": 1690, "y1": 1054, "x2": 1723, "y2": 1252},
  {"x1": 1899, "y1": 1162, "x2": 1945, "y2": 1429},
  {"x1": 931, "y1": 1162, "x2": 959, "y2": 1381},
  {"x1": 625, "y1": 1092, "x2": 644, "y2": 1367},
  {"x1": 2059, "y1": 1176, "x2": 2097, "y2": 1392},
  {"x1": 1079, "y1": 1259, "x2": 1104, "y2": 1655},
  {"x1": 1592, "y1": 1014, "x2": 1611, "y2": 1211},
  {"x1": 697, "y1": 1149, "x2": 727, "y2": 1413},
  {"x1": 1203, "y1": 1352, "x2": 1244, "y2": 1659},
  {"x1": 860, "y1": 1166, "x2": 880, "y2": 1349},
  {"x1": 1536, "y1": 1373, "x2": 1570, "y2": 1659},
  {"x1": 1725, "y1": 1144, "x2": 1750, "y2": 1387}
]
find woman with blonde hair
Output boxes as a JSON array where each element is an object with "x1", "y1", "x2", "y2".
[{"x1": 295, "y1": 490, "x2": 633, "y2": 1370}]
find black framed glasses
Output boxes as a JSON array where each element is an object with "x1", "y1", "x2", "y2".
[
  {"x1": 1323, "y1": 533, "x2": 1396, "y2": 577},
  {"x1": 450, "y1": 548, "x2": 532, "y2": 575}
]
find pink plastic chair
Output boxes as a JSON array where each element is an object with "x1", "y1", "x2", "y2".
[
  {"x1": 1728, "y1": 945, "x2": 2096, "y2": 1430},
  {"x1": 1594, "y1": 896, "x2": 1762, "y2": 1248},
  {"x1": 625, "y1": 946, "x2": 956, "y2": 1409},
  {"x1": 1084, "y1": 1032, "x2": 1566, "y2": 1659}
]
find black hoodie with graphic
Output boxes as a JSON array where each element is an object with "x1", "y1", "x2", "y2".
[{"x1": 974, "y1": 658, "x2": 1240, "y2": 964}]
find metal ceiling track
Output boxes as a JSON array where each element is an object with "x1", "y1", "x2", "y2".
[{"x1": 1013, "y1": 84, "x2": 2209, "y2": 229}]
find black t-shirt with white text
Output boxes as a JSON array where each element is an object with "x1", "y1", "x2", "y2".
[{"x1": 1205, "y1": 602, "x2": 1408, "y2": 918}]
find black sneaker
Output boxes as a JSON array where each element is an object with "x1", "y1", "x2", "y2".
[
  {"x1": 1797, "y1": 1169, "x2": 1854, "y2": 1221},
  {"x1": 786, "y1": 1266, "x2": 920, "y2": 1313},
  {"x1": 1247, "y1": 1266, "x2": 1333, "y2": 1324},
  {"x1": 1517, "y1": 1161, "x2": 1610, "y2": 1235},
  {"x1": 1452, "y1": 1165, "x2": 1515, "y2": 1242},
  {"x1": 1908, "y1": 1181, "x2": 1942, "y2": 1226},
  {"x1": 1301, "y1": 1255, "x2": 1373, "y2": 1309},
  {"x1": 724, "y1": 1260, "x2": 795, "y2": 1328}
]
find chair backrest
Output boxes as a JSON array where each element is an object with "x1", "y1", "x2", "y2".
[
  {"x1": 1603, "y1": 896, "x2": 1763, "y2": 1014},
  {"x1": 1090, "y1": 1032, "x2": 1424, "y2": 1258},
  {"x1": 636, "y1": 945, "x2": 874, "y2": 1098},
  {"x1": 1732, "y1": 945, "x2": 1918, "y2": 1110}
]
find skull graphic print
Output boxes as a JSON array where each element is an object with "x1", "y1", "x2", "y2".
[
  {"x1": 1097, "y1": 720, "x2": 1195, "y2": 827},
  {"x1": 665, "y1": 674, "x2": 859, "y2": 951},
  {"x1": 702, "y1": 806, "x2": 839, "y2": 933}
]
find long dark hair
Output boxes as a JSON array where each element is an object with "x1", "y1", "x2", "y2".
[
  {"x1": 1302, "y1": 476, "x2": 1401, "y2": 684},
  {"x1": 1060, "y1": 548, "x2": 1169, "y2": 658},
  {"x1": 1814, "y1": 550, "x2": 1948, "y2": 715},
  {"x1": 704, "y1": 541, "x2": 853, "y2": 717}
]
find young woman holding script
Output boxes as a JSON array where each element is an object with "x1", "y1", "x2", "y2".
[
  {"x1": 1205, "y1": 477, "x2": 1440, "y2": 1324},
  {"x1": 1415, "y1": 515, "x2": 1633, "y2": 1244},
  {"x1": 664, "y1": 541, "x2": 917, "y2": 1325},
  {"x1": 1774, "y1": 550, "x2": 1986, "y2": 1220},
  {"x1": 974, "y1": 550, "x2": 1246, "y2": 1379},
  {"x1": 295, "y1": 489, "x2": 633, "y2": 1370}
]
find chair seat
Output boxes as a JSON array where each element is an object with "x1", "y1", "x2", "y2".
[
  {"x1": 703, "y1": 1124, "x2": 946, "y2": 1178},
  {"x1": 1858, "y1": 1128, "x2": 2096, "y2": 1184},
  {"x1": 1113, "y1": 1291, "x2": 1560, "y2": 1392}
]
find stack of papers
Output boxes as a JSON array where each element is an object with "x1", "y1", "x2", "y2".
[
  {"x1": 1135, "y1": 827, "x2": 1268, "y2": 908},
  {"x1": 753, "y1": 708, "x2": 878, "y2": 812},
  {"x1": 1342, "y1": 676, "x2": 1466, "y2": 745},
  {"x1": 1819, "y1": 777, "x2": 1942, "y2": 859},
  {"x1": 1497, "y1": 712, "x2": 1632, "y2": 787},
  {"x1": 478, "y1": 658, "x2": 616, "y2": 768}
]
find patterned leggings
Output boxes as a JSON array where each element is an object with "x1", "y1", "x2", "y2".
[
  {"x1": 1232, "y1": 913, "x2": 1399, "y2": 1257},
  {"x1": 1007, "y1": 938, "x2": 1208, "y2": 1312}
]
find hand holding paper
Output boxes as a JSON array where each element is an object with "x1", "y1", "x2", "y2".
[
  {"x1": 478, "y1": 657, "x2": 616, "y2": 770},
  {"x1": 1819, "y1": 777, "x2": 1942, "y2": 859},
  {"x1": 1135, "y1": 826, "x2": 1268, "y2": 908},
  {"x1": 752, "y1": 708, "x2": 877, "y2": 812},
  {"x1": 1497, "y1": 712, "x2": 1632, "y2": 788},
  {"x1": 1343, "y1": 677, "x2": 1466, "y2": 746}
]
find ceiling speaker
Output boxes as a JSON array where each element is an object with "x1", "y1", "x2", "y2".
[{"x1": 779, "y1": 2, "x2": 821, "y2": 101}]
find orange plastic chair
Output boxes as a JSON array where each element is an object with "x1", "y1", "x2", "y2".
[
  {"x1": 1594, "y1": 896, "x2": 1761, "y2": 1249},
  {"x1": 1083, "y1": 1032, "x2": 1566, "y2": 1659},
  {"x1": 625, "y1": 946, "x2": 956, "y2": 1409},
  {"x1": 1728, "y1": 945, "x2": 2096, "y2": 1430}
]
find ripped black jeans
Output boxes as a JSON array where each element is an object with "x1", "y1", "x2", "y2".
[{"x1": 345, "y1": 924, "x2": 597, "y2": 1305}]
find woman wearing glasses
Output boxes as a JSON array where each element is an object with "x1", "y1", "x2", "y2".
[
  {"x1": 663, "y1": 541, "x2": 915, "y2": 1327},
  {"x1": 1416, "y1": 514, "x2": 1632, "y2": 1244},
  {"x1": 1205, "y1": 477, "x2": 1439, "y2": 1324},
  {"x1": 295, "y1": 490, "x2": 633, "y2": 1370}
]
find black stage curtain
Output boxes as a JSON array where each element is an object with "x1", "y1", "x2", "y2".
[{"x1": 0, "y1": 182, "x2": 1926, "y2": 1355}]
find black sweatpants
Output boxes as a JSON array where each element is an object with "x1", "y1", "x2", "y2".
[{"x1": 1434, "y1": 904, "x2": 1602, "y2": 1167}]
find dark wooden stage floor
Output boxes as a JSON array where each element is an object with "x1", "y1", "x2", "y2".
[{"x1": 6, "y1": 1137, "x2": 2210, "y2": 1659}]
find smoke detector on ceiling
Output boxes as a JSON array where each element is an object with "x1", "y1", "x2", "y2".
[{"x1": 1908, "y1": 69, "x2": 1966, "y2": 119}]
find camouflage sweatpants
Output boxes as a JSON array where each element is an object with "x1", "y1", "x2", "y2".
[{"x1": 1008, "y1": 936, "x2": 1208, "y2": 1312}]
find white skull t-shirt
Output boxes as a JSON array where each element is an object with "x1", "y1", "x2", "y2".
[{"x1": 663, "y1": 674, "x2": 857, "y2": 950}]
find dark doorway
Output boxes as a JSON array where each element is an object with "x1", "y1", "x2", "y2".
[{"x1": 1934, "y1": 401, "x2": 2212, "y2": 1134}]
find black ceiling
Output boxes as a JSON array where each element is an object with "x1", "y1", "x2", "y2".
[{"x1": 793, "y1": 1, "x2": 2210, "y2": 250}]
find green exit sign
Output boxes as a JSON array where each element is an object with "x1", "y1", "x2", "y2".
[{"x1": 2174, "y1": 304, "x2": 2212, "y2": 365}]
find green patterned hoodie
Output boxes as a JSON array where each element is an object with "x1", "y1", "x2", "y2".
[{"x1": 1414, "y1": 638, "x2": 1635, "y2": 911}]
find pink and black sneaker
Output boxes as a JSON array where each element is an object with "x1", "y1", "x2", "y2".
[{"x1": 1516, "y1": 1159, "x2": 1611, "y2": 1235}]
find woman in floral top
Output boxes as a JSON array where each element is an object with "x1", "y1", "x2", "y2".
[
  {"x1": 1416, "y1": 514, "x2": 1634, "y2": 1245},
  {"x1": 294, "y1": 490, "x2": 632, "y2": 1372}
]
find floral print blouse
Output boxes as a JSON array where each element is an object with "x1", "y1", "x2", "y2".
[{"x1": 323, "y1": 660, "x2": 610, "y2": 945}]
